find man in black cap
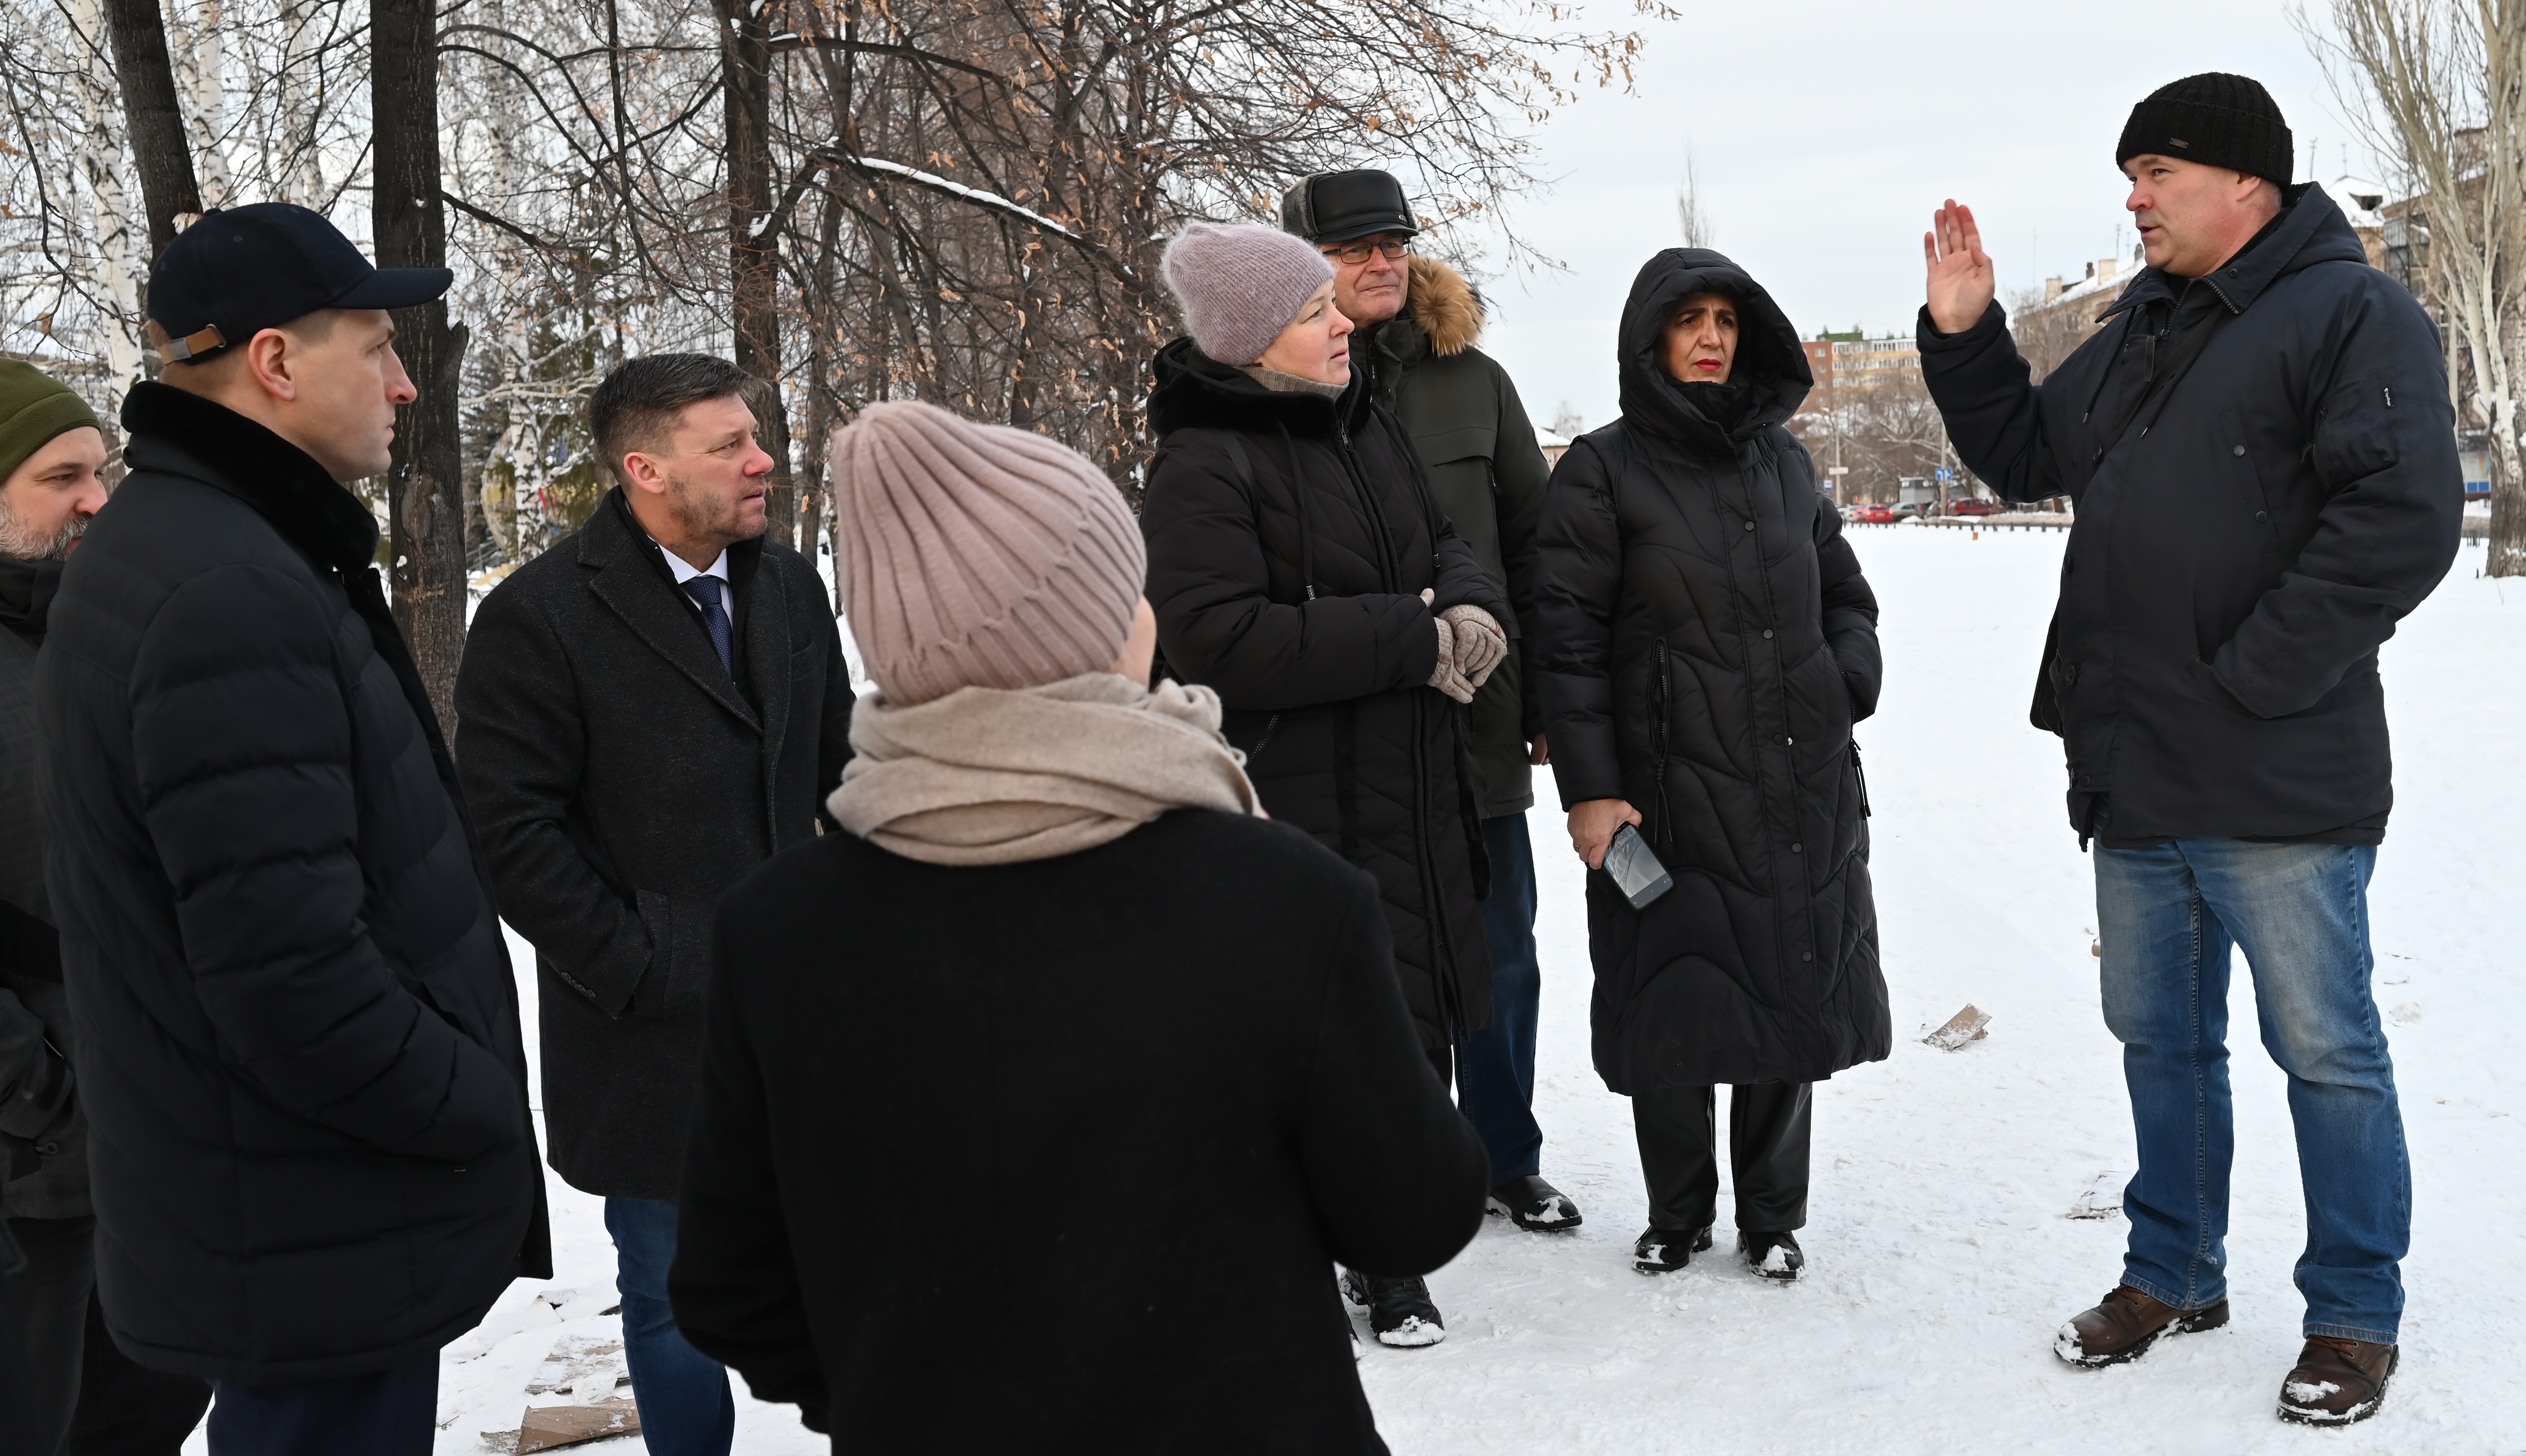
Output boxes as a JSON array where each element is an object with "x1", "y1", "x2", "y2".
[
  {"x1": 1916, "y1": 74, "x2": 2459, "y2": 1424},
  {"x1": 36, "y1": 203, "x2": 548, "y2": 1453},
  {"x1": 1280, "y1": 172, "x2": 1576, "y2": 1300}
]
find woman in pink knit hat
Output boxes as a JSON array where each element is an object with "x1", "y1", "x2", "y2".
[
  {"x1": 1139, "y1": 221, "x2": 1512, "y2": 1348},
  {"x1": 669, "y1": 400, "x2": 1486, "y2": 1452}
]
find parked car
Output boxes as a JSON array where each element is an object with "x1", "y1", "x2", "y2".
[
  {"x1": 1851, "y1": 503, "x2": 1899, "y2": 524},
  {"x1": 1945, "y1": 498, "x2": 2004, "y2": 517}
]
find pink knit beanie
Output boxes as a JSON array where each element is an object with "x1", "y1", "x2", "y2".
[
  {"x1": 831, "y1": 401, "x2": 1145, "y2": 705},
  {"x1": 1160, "y1": 221, "x2": 1336, "y2": 366}
]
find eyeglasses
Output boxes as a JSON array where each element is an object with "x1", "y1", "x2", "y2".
[{"x1": 1320, "y1": 237, "x2": 1412, "y2": 265}]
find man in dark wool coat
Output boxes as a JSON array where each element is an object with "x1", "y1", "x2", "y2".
[
  {"x1": 456, "y1": 353, "x2": 854, "y2": 1456},
  {"x1": 1918, "y1": 74, "x2": 2460, "y2": 1425},
  {"x1": 37, "y1": 205, "x2": 548, "y2": 1455}
]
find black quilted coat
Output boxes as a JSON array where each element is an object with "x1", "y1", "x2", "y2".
[
  {"x1": 1536, "y1": 250, "x2": 1890, "y2": 1093},
  {"x1": 1142, "y1": 341, "x2": 1505, "y2": 1052},
  {"x1": 36, "y1": 384, "x2": 548, "y2": 1382}
]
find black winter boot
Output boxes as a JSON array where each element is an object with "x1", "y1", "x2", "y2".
[
  {"x1": 1738, "y1": 1229, "x2": 1804, "y2": 1280},
  {"x1": 1631, "y1": 1225, "x2": 1712, "y2": 1274},
  {"x1": 1487, "y1": 1176, "x2": 1584, "y2": 1232},
  {"x1": 1341, "y1": 1269, "x2": 1446, "y2": 1347}
]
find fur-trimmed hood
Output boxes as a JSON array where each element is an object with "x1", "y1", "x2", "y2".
[{"x1": 1406, "y1": 256, "x2": 1483, "y2": 356}]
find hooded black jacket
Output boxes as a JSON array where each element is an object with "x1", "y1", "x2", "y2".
[
  {"x1": 1536, "y1": 250, "x2": 1889, "y2": 1092},
  {"x1": 1141, "y1": 340, "x2": 1505, "y2": 1052},
  {"x1": 1917, "y1": 183, "x2": 2463, "y2": 842},
  {"x1": 35, "y1": 384, "x2": 548, "y2": 1382}
]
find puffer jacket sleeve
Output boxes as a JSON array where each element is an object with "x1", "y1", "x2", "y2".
[
  {"x1": 1811, "y1": 483, "x2": 1884, "y2": 721},
  {"x1": 2210, "y1": 293, "x2": 2463, "y2": 718},
  {"x1": 1533, "y1": 435, "x2": 1626, "y2": 806},
  {"x1": 1916, "y1": 301, "x2": 2070, "y2": 506},
  {"x1": 1143, "y1": 433, "x2": 1441, "y2": 712},
  {"x1": 455, "y1": 584, "x2": 657, "y2": 1016},
  {"x1": 133, "y1": 565, "x2": 521, "y2": 1162}
]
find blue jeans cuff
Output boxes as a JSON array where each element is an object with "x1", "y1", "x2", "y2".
[
  {"x1": 2304, "y1": 1320, "x2": 2399, "y2": 1345},
  {"x1": 2119, "y1": 1270, "x2": 2224, "y2": 1313}
]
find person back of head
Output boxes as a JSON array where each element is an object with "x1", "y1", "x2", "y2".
[
  {"x1": 829, "y1": 400, "x2": 1145, "y2": 705},
  {"x1": 142, "y1": 203, "x2": 448, "y2": 482}
]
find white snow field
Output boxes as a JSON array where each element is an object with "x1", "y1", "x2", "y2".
[{"x1": 189, "y1": 523, "x2": 2521, "y2": 1454}]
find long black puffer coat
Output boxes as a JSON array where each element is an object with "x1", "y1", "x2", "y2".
[
  {"x1": 1142, "y1": 340, "x2": 1506, "y2": 1052},
  {"x1": 37, "y1": 383, "x2": 548, "y2": 1383},
  {"x1": 1536, "y1": 250, "x2": 1890, "y2": 1093}
]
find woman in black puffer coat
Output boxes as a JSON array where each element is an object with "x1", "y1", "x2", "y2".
[
  {"x1": 1536, "y1": 249, "x2": 1889, "y2": 1282},
  {"x1": 1141, "y1": 222, "x2": 1507, "y2": 1348}
]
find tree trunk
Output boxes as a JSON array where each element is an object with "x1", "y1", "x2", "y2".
[
  {"x1": 718, "y1": 0, "x2": 794, "y2": 549},
  {"x1": 2489, "y1": 393, "x2": 2526, "y2": 575},
  {"x1": 373, "y1": 0, "x2": 471, "y2": 728},
  {"x1": 100, "y1": 0, "x2": 201, "y2": 265}
]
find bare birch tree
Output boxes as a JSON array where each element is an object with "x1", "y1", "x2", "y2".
[{"x1": 2308, "y1": 0, "x2": 2526, "y2": 573}]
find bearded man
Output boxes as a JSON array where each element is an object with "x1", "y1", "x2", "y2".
[{"x1": 454, "y1": 353, "x2": 854, "y2": 1456}]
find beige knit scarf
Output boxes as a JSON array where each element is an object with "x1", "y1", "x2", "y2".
[{"x1": 828, "y1": 673, "x2": 1262, "y2": 866}]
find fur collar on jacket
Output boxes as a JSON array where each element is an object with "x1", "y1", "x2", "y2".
[
  {"x1": 119, "y1": 381, "x2": 379, "y2": 576},
  {"x1": 1402, "y1": 256, "x2": 1483, "y2": 357}
]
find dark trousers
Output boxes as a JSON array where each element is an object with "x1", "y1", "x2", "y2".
[
  {"x1": 1456, "y1": 813, "x2": 1545, "y2": 1184},
  {"x1": 1633, "y1": 1082, "x2": 1812, "y2": 1234},
  {"x1": 207, "y1": 1358, "x2": 436, "y2": 1456},
  {"x1": 0, "y1": 1214, "x2": 210, "y2": 1456}
]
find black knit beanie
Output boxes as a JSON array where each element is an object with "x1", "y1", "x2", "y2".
[{"x1": 2116, "y1": 73, "x2": 2293, "y2": 184}]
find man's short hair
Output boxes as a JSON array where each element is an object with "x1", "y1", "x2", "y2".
[{"x1": 591, "y1": 354, "x2": 758, "y2": 486}]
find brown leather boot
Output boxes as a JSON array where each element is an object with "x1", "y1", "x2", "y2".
[
  {"x1": 2276, "y1": 1336, "x2": 2398, "y2": 1425},
  {"x1": 2053, "y1": 1285, "x2": 2230, "y2": 1367}
]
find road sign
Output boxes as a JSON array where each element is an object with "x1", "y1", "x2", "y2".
[{"x1": 1934, "y1": 468, "x2": 1956, "y2": 482}]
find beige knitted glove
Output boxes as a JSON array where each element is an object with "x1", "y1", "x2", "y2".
[
  {"x1": 1427, "y1": 616, "x2": 1476, "y2": 704},
  {"x1": 1440, "y1": 604, "x2": 1507, "y2": 688}
]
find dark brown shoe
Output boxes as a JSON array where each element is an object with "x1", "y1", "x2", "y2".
[
  {"x1": 2277, "y1": 1336, "x2": 2397, "y2": 1425},
  {"x1": 2053, "y1": 1285, "x2": 2230, "y2": 1367}
]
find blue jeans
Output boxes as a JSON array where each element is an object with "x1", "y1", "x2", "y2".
[
  {"x1": 605, "y1": 1197, "x2": 735, "y2": 1456},
  {"x1": 1457, "y1": 813, "x2": 1544, "y2": 1184},
  {"x1": 2094, "y1": 835, "x2": 2407, "y2": 1343}
]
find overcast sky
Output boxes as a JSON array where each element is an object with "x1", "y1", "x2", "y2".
[{"x1": 1466, "y1": 0, "x2": 2372, "y2": 433}]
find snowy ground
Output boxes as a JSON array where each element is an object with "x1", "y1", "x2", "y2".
[{"x1": 182, "y1": 524, "x2": 2524, "y2": 1454}]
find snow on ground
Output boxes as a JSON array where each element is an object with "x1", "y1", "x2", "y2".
[{"x1": 188, "y1": 523, "x2": 2519, "y2": 1454}]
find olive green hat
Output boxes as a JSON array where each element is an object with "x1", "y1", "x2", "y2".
[{"x1": 0, "y1": 360, "x2": 102, "y2": 486}]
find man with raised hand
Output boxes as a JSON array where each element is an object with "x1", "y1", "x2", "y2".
[
  {"x1": 37, "y1": 205, "x2": 546, "y2": 1454},
  {"x1": 1280, "y1": 170, "x2": 1577, "y2": 1237},
  {"x1": 1915, "y1": 74, "x2": 2459, "y2": 1425}
]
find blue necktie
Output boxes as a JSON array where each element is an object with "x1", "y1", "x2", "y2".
[{"x1": 681, "y1": 575, "x2": 734, "y2": 678}]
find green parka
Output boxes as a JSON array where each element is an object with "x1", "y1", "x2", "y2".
[{"x1": 1357, "y1": 257, "x2": 1553, "y2": 819}]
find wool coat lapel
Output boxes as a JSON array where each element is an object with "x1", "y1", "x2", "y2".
[
  {"x1": 577, "y1": 500, "x2": 761, "y2": 731},
  {"x1": 741, "y1": 550, "x2": 793, "y2": 774}
]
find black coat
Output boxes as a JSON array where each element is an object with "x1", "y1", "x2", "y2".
[
  {"x1": 455, "y1": 490, "x2": 852, "y2": 1200},
  {"x1": 1537, "y1": 250, "x2": 1889, "y2": 1092},
  {"x1": 35, "y1": 383, "x2": 548, "y2": 1383},
  {"x1": 1141, "y1": 340, "x2": 1506, "y2": 1051},
  {"x1": 1, "y1": 556, "x2": 82, "y2": 1219},
  {"x1": 670, "y1": 810, "x2": 1488, "y2": 1452},
  {"x1": 1917, "y1": 183, "x2": 2464, "y2": 842}
]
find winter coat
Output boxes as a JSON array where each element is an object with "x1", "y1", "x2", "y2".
[
  {"x1": 1141, "y1": 340, "x2": 1507, "y2": 1051},
  {"x1": 35, "y1": 383, "x2": 549, "y2": 1383},
  {"x1": 671, "y1": 809, "x2": 1488, "y2": 1452},
  {"x1": 1536, "y1": 249, "x2": 1890, "y2": 1093},
  {"x1": 1, "y1": 556, "x2": 82, "y2": 1218},
  {"x1": 455, "y1": 490, "x2": 853, "y2": 1200},
  {"x1": 1357, "y1": 258, "x2": 1555, "y2": 819},
  {"x1": 1917, "y1": 183, "x2": 2463, "y2": 843}
]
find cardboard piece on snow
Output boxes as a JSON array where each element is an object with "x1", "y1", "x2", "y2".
[
  {"x1": 1920, "y1": 1004, "x2": 1991, "y2": 1051},
  {"x1": 513, "y1": 1398, "x2": 641, "y2": 1453}
]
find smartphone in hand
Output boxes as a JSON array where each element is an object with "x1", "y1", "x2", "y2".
[{"x1": 1603, "y1": 823, "x2": 1673, "y2": 908}]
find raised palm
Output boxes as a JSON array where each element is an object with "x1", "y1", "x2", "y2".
[{"x1": 1924, "y1": 198, "x2": 1995, "y2": 335}]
